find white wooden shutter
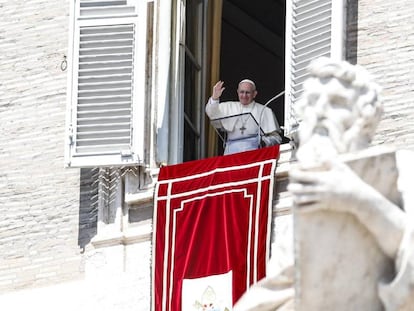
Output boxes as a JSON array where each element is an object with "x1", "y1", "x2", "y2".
[
  {"x1": 65, "y1": 0, "x2": 147, "y2": 167},
  {"x1": 284, "y1": 0, "x2": 345, "y2": 137}
]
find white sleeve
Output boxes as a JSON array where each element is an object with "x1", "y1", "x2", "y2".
[
  {"x1": 260, "y1": 107, "x2": 281, "y2": 134},
  {"x1": 261, "y1": 132, "x2": 282, "y2": 146},
  {"x1": 205, "y1": 97, "x2": 221, "y2": 119}
]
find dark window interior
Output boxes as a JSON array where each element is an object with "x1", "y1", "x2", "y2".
[{"x1": 219, "y1": 0, "x2": 286, "y2": 141}]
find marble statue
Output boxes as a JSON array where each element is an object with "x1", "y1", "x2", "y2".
[{"x1": 233, "y1": 58, "x2": 414, "y2": 311}]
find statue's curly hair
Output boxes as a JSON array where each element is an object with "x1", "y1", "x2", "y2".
[{"x1": 296, "y1": 57, "x2": 383, "y2": 152}]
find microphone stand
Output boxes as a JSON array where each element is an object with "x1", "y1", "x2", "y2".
[{"x1": 258, "y1": 90, "x2": 285, "y2": 147}]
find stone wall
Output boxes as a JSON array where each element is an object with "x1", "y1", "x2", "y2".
[
  {"x1": 0, "y1": 241, "x2": 152, "y2": 310},
  {"x1": 0, "y1": 2, "x2": 154, "y2": 309},
  {"x1": 0, "y1": 2, "x2": 151, "y2": 309},
  {"x1": 350, "y1": 0, "x2": 414, "y2": 150},
  {"x1": 0, "y1": 0, "x2": 85, "y2": 291}
]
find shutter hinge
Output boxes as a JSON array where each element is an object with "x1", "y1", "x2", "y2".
[
  {"x1": 121, "y1": 149, "x2": 132, "y2": 157},
  {"x1": 68, "y1": 126, "x2": 74, "y2": 145}
]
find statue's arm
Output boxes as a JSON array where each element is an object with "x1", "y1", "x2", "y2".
[{"x1": 288, "y1": 160, "x2": 406, "y2": 259}]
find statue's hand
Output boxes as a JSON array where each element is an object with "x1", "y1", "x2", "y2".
[{"x1": 288, "y1": 159, "x2": 368, "y2": 213}]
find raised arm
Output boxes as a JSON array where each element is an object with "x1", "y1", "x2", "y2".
[
  {"x1": 211, "y1": 80, "x2": 225, "y2": 100},
  {"x1": 206, "y1": 81, "x2": 226, "y2": 119}
]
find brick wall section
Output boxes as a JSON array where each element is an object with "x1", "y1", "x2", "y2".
[
  {"x1": 351, "y1": 0, "x2": 414, "y2": 150},
  {"x1": 0, "y1": 1, "x2": 83, "y2": 291}
]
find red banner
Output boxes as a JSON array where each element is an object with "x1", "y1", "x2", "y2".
[{"x1": 152, "y1": 146, "x2": 280, "y2": 311}]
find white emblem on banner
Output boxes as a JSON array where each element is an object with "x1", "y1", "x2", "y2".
[{"x1": 182, "y1": 271, "x2": 233, "y2": 311}]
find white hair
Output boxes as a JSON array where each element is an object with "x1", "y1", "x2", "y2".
[{"x1": 238, "y1": 79, "x2": 256, "y2": 90}]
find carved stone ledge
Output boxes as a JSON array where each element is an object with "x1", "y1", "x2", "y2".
[
  {"x1": 125, "y1": 188, "x2": 154, "y2": 205},
  {"x1": 91, "y1": 223, "x2": 152, "y2": 248}
]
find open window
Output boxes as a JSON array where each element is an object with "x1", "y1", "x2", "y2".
[
  {"x1": 66, "y1": 0, "x2": 346, "y2": 166},
  {"x1": 211, "y1": 0, "x2": 286, "y2": 155},
  {"x1": 205, "y1": 0, "x2": 345, "y2": 155}
]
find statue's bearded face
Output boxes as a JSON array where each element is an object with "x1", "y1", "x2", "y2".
[
  {"x1": 304, "y1": 78, "x2": 357, "y2": 143},
  {"x1": 296, "y1": 77, "x2": 360, "y2": 165}
]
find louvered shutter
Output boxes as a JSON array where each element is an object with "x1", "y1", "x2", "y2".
[
  {"x1": 65, "y1": 0, "x2": 147, "y2": 167},
  {"x1": 284, "y1": 0, "x2": 345, "y2": 137}
]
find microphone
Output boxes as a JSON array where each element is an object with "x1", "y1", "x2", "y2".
[{"x1": 258, "y1": 90, "x2": 285, "y2": 147}]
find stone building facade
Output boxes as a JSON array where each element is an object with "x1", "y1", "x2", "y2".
[{"x1": 1, "y1": 0, "x2": 414, "y2": 310}]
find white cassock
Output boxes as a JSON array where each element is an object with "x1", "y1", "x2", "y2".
[{"x1": 206, "y1": 98, "x2": 282, "y2": 155}]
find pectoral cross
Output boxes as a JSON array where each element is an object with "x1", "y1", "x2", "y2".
[{"x1": 240, "y1": 125, "x2": 246, "y2": 135}]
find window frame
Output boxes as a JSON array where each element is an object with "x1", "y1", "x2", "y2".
[
  {"x1": 168, "y1": 0, "x2": 207, "y2": 164},
  {"x1": 65, "y1": 0, "x2": 148, "y2": 168}
]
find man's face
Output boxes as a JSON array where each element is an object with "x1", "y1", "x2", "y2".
[{"x1": 237, "y1": 82, "x2": 257, "y2": 105}]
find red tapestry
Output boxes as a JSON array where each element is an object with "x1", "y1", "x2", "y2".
[{"x1": 152, "y1": 146, "x2": 280, "y2": 311}]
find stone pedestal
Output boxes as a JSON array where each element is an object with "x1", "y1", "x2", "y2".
[{"x1": 295, "y1": 146, "x2": 402, "y2": 310}]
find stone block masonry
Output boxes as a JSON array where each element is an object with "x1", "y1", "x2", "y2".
[
  {"x1": 354, "y1": 0, "x2": 414, "y2": 150},
  {"x1": 0, "y1": 0, "x2": 83, "y2": 292}
]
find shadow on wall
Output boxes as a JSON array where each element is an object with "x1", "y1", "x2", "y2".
[
  {"x1": 346, "y1": 0, "x2": 358, "y2": 64},
  {"x1": 78, "y1": 168, "x2": 99, "y2": 251}
]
